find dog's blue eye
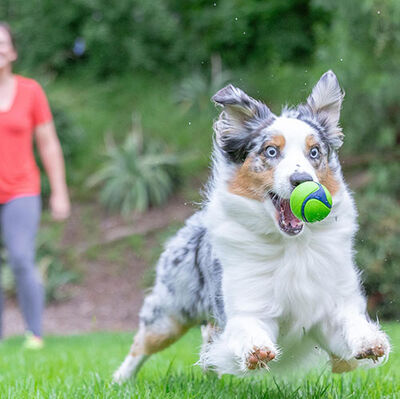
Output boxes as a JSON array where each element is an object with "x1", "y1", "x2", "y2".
[
  {"x1": 309, "y1": 147, "x2": 320, "y2": 159},
  {"x1": 266, "y1": 146, "x2": 278, "y2": 158}
]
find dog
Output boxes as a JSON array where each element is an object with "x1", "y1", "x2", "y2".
[{"x1": 113, "y1": 70, "x2": 390, "y2": 383}]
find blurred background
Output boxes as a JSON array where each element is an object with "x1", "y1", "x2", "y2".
[{"x1": 0, "y1": 0, "x2": 399, "y2": 336}]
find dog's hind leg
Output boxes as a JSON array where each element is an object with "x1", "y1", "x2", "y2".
[
  {"x1": 113, "y1": 314, "x2": 189, "y2": 384},
  {"x1": 112, "y1": 348, "x2": 148, "y2": 384},
  {"x1": 112, "y1": 282, "x2": 195, "y2": 384},
  {"x1": 113, "y1": 217, "x2": 213, "y2": 383}
]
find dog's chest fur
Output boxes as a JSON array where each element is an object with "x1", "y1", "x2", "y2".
[{"x1": 205, "y1": 186, "x2": 357, "y2": 337}]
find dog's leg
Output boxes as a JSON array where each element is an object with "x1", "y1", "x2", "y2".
[
  {"x1": 112, "y1": 348, "x2": 148, "y2": 384},
  {"x1": 113, "y1": 285, "x2": 192, "y2": 384},
  {"x1": 113, "y1": 315, "x2": 189, "y2": 384},
  {"x1": 199, "y1": 316, "x2": 278, "y2": 375},
  {"x1": 201, "y1": 323, "x2": 219, "y2": 345},
  {"x1": 113, "y1": 219, "x2": 213, "y2": 384},
  {"x1": 318, "y1": 307, "x2": 390, "y2": 373},
  {"x1": 330, "y1": 354, "x2": 358, "y2": 373}
]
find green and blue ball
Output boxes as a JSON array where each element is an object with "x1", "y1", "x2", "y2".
[{"x1": 290, "y1": 181, "x2": 332, "y2": 223}]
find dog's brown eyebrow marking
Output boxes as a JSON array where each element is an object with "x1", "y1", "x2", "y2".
[
  {"x1": 305, "y1": 134, "x2": 319, "y2": 150},
  {"x1": 264, "y1": 134, "x2": 286, "y2": 150},
  {"x1": 306, "y1": 134, "x2": 340, "y2": 195}
]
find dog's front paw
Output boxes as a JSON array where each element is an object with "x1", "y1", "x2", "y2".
[
  {"x1": 355, "y1": 344, "x2": 386, "y2": 361},
  {"x1": 246, "y1": 346, "x2": 276, "y2": 370},
  {"x1": 354, "y1": 332, "x2": 390, "y2": 363}
]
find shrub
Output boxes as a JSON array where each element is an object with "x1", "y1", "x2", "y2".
[
  {"x1": 174, "y1": 55, "x2": 231, "y2": 112},
  {"x1": 1, "y1": 0, "x2": 91, "y2": 73},
  {"x1": 312, "y1": 0, "x2": 400, "y2": 171},
  {"x1": 2, "y1": 0, "x2": 329, "y2": 76},
  {"x1": 88, "y1": 116, "x2": 182, "y2": 215},
  {"x1": 51, "y1": 105, "x2": 85, "y2": 165},
  {"x1": 355, "y1": 194, "x2": 400, "y2": 320}
]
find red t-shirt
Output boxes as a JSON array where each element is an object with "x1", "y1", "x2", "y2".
[{"x1": 0, "y1": 75, "x2": 53, "y2": 203}]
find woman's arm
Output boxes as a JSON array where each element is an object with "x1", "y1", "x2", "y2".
[{"x1": 35, "y1": 121, "x2": 70, "y2": 220}]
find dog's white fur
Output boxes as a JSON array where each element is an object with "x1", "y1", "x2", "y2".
[{"x1": 201, "y1": 165, "x2": 389, "y2": 374}]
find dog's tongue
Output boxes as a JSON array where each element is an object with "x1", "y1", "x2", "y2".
[{"x1": 280, "y1": 199, "x2": 302, "y2": 228}]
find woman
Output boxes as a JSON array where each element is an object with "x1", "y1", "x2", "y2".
[{"x1": 0, "y1": 23, "x2": 70, "y2": 348}]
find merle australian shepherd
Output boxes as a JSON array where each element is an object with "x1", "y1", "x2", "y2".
[{"x1": 113, "y1": 71, "x2": 390, "y2": 383}]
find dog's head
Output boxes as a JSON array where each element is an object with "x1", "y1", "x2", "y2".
[{"x1": 212, "y1": 70, "x2": 344, "y2": 237}]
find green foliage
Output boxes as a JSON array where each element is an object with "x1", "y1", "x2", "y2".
[
  {"x1": 81, "y1": 0, "x2": 181, "y2": 75},
  {"x1": 36, "y1": 231, "x2": 80, "y2": 302},
  {"x1": 311, "y1": 0, "x2": 400, "y2": 170},
  {"x1": 89, "y1": 116, "x2": 182, "y2": 215},
  {"x1": 36, "y1": 103, "x2": 85, "y2": 199},
  {"x1": 2, "y1": 0, "x2": 329, "y2": 76},
  {"x1": 1, "y1": 0, "x2": 91, "y2": 73},
  {"x1": 368, "y1": 159, "x2": 400, "y2": 199},
  {"x1": 1, "y1": 230, "x2": 80, "y2": 303},
  {"x1": 51, "y1": 105, "x2": 85, "y2": 165},
  {"x1": 45, "y1": 72, "x2": 214, "y2": 184},
  {"x1": 174, "y1": 55, "x2": 231, "y2": 112},
  {"x1": 355, "y1": 194, "x2": 400, "y2": 320}
]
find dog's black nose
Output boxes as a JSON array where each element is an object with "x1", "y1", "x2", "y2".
[{"x1": 290, "y1": 172, "x2": 313, "y2": 187}]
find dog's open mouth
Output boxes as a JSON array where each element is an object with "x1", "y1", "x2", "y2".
[{"x1": 269, "y1": 193, "x2": 303, "y2": 236}]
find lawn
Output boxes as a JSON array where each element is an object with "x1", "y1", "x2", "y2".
[{"x1": 0, "y1": 323, "x2": 398, "y2": 398}]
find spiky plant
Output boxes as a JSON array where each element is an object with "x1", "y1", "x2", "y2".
[
  {"x1": 88, "y1": 115, "x2": 181, "y2": 215},
  {"x1": 174, "y1": 54, "x2": 231, "y2": 112}
]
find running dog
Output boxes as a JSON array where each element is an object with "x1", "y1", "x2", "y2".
[{"x1": 113, "y1": 70, "x2": 390, "y2": 383}]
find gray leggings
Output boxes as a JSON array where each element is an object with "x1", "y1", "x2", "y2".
[{"x1": 0, "y1": 196, "x2": 43, "y2": 337}]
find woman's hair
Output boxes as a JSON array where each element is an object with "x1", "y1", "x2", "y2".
[{"x1": 0, "y1": 22, "x2": 16, "y2": 50}]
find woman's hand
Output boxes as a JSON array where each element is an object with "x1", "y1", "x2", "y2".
[{"x1": 50, "y1": 191, "x2": 70, "y2": 221}]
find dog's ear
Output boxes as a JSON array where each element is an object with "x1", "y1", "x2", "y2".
[
  {"x1": 212, "y1": 85, "x2": 275, "y2": 163},
  {"x1": 307, "y1": 70, "x2": 345, "y2": 149}
]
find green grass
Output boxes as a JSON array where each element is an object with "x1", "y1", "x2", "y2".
[{"x1": 0, "y1": 323, "x2": 398, "y2": 398}]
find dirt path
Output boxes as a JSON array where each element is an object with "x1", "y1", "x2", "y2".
[{"x1": 3, "y1": 194, "x2": 196, "y2": 337}]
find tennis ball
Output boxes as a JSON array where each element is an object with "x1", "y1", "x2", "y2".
[{"x1": 290, "y1": 181, "x2": 332, "y2": 223}]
